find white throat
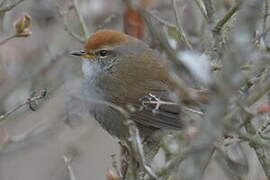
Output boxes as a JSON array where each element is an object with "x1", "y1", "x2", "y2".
[{"x1": 81, "y1": 59, "x2": 101, "y2": 78}]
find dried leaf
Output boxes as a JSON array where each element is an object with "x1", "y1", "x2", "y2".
[{"x1": 123, "y1": 4, "x2": 145, "y2": 40}]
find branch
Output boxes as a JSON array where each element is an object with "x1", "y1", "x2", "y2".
[
  {"x1": 223, "y1": 71, "x2": 270, "y2": 179},
  {"x1": 0, "y1": 14, "x2": 32, "y2": 46},
  {"x1": 179, "y1": 94, "x2": 228, "y2": 180},
  {"x1": 70, "y1": 0, "x2": 88, "y2": 40},
  {"x1": 193, "y1": 0, "x2": 208, "y2": 22},
  {"x1": 171, "y1": 0, "x2": 192, "y2": 49},
  {"x1": 212, "y1": 1, "x2": 241, "y2": 35},
  {"x1": 262, "y1": 0, "x2": 270, "y2": 50},
  {"x1": 0, "y1": 34, "x2": 17, "y2": 46},
  {"x1": 63, "y1": 155, "x2": 78, "y2": 180},
  {"x1": 96, "y1": 13, "x2": 119, "y2": 30},
  {"x1": 55, "y1": 3, "x2": 85, "y2": 44},
  {"x1": 149, "y1": 10, "x2": 177, "y2": 29},
  {"x1": 127, "y1": 120, "x2": 158, "y2": 179},
  {"x1": 0, "y1": 89, "x2": 47, "y2": 122},
  {"x1": 0, "y1": 0, "x2": 26, "y2": 12},
  {"x1": 202, "y1": 0, "x2": 215, "y2": 24},
  {"x1": 156, "y1": 149, "x2": 190, "y2": 177},
  {"x1": 0, "y1": 120, "x2": 50, "y2": 152}
]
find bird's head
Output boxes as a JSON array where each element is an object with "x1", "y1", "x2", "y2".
[
  {"x1": 70, "y1": 29, "x2": 150, "y2": 78},
  {"x1": 70, "y1": 29, "x2": 133, "y2": 62}
]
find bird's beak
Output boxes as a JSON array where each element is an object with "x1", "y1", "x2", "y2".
[
  {"x1": 69, "y1": 50, "x2": 86, "y2": 56},
  {"x1": 69, "y1": 50, "x2": 94, "y2": 59}
]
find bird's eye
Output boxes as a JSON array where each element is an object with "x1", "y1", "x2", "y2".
[{"x1": 96, "y1": 50, "x2": 109, "y2": 57}]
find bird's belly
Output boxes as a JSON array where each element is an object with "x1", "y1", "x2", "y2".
[{"x1": 82, "y1": 77, "x2": 129, "y2": 138}]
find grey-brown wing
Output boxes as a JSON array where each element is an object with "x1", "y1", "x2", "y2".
[{"x1": 130, "y1": 97, "x2": 182, "y2": 129}]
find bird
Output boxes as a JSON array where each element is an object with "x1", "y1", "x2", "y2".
[{"x1": 70, "y1": 29, "x2": 207, "y2": 140}]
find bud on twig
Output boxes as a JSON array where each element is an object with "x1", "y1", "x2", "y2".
[{"x1": 14, "y1": 14, "x2": 32, "y2": 37}]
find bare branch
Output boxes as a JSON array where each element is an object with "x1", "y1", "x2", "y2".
[
  {"x1": 0, "y1": 89, "x2": 47, "y2": 122},
  {"x1": 55, "y1": 3, "x2": 85, "y2": 44},
  {"x1": 212, "y1": 1, "x2": 241, "y2": 35},
  {"x1": 0, "y1": 120, "x2": 50, "y2": 152},
  {"x1": 201, "y1": 0, "x2": 215, "y2": 24},
  {"x1": 127, "y1": 120, "x2": 158, "y2": 179},
  {"x1": 0, "y1": 0, "x2": 26, "y2": 13},
  {"x1": 193, "y1": 0, "x2": 208, "y2": 22},
  {"x1": 0, "y1": 14, "x2": 32, "y2": 46},
  {"x1": 0, "y1": 34, "x2": 17, "y2": 46},
  {"x1": 96, "y1": 13, "x2": 119, "y2": 30},
  {"x1": 156, "y1": 149, "x2": 190, "y2": 177},
  {"x1": 70, "y1": 0, "x2": 88, "y2": 40},
  {"x1": 63, "y1": 155, "x2": 78, "y2": 180},
  {"x1": 171, "y1": 0, "x2": 192, "y2": 49},
  {"x1": 149, "y1": 10, "x2": 177, "y2": 29},
  {"x1": 260, "y1": 0, "x2": 270, "y2": 50}
]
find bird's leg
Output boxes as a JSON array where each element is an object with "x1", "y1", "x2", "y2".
[{"x1": 140, "y1": 93, "x2": 178, "y2": 114}]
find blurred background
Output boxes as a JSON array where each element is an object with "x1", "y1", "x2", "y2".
[{"x1": 0, "y1": 0, "x2": 269, "y2": 180}]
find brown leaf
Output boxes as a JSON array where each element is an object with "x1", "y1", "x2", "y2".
[{"x1": 123, "y1": 4, "x2": 145, "y2": 40}]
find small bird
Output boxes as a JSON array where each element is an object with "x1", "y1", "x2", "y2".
[{"x1": 70, "y1": 29, "x2": 205, "y2": 139}]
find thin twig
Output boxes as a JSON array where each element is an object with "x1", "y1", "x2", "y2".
[
  {"x1": 241, "y1": 75, "x2": 270, "y2": 179},
  {"x1": 0, "y1": 0, "x2": 26, "y2": 12},
  {"x1": 212, "y1": 1, "x2": 241, "y2": 35},
  {"x1": 127, "y1": 120, "x2": 159, "y2": 179},
  {"x1": 55, "y1": 3, "x2": 85, "y2": 43},
  {"x1": 171, "y1": 0, "x2": 192, "y2": 49},
  {"x1": 224, "y1": 71, "x2": 270, "y2": 179},
  {"x1": 0, "y1": 89, "x2": 47, "y2": 122},
  {"x1": 0, "y1": 107, "x2": 63, "y2": 154},
  {"x1": 215, "y1": 145, "x2": 248, "y2": 180},
  {"x1": 140, "y1": 11, "x2": 187, "y2": 71},
  {"x1": 0, "y1": 34, "x2": 17, "y2": 46},
  {"x1": 202, "y1": 0, "x2": 215, "y2": 24},
  {"x1": 149, "y1": 11, "x2": 177, "y2": 29},
  {"x1": 0, "y1": 120, "x2": 50, "y2": 152},
  {"x1": 193, "y1": 0, "x2": 208, "y2": 22},
  {"x1": 156, "y1": 149, "x2": 190, "y2": 177},
  {"x1": 70, "y1": 0, "x2": 88, "y2": 40},
  {"x1": 262, "y1": 0, "x2": 270, "y2": 50},
  {"x1": 182, "y1": 106, "x2": 204, "y2": 115},
  {"x1": 201, "y1": 146, "x2": 216, "y2": 173},
  {"x1": 258, "y1": 120, "x2": 270, "y2": 134},
  {"x1": 96, "y1": 13, "x2": 119, "y2": 30},
  {"x1": 63, "y1": 155, "x2": 78, "y2": 180},
  {"x1": 245, "y1": 79, "x2": 270, "y2": 107},
  {"x1": 237, "y1": 132, "x2": 270, "y2": 149},
  {"x1": 9, "y1": 121, "x2": 48, "y2": 143},
  {"x1": 225, "y1": 73, "x2": 270, "y2": 126}
]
